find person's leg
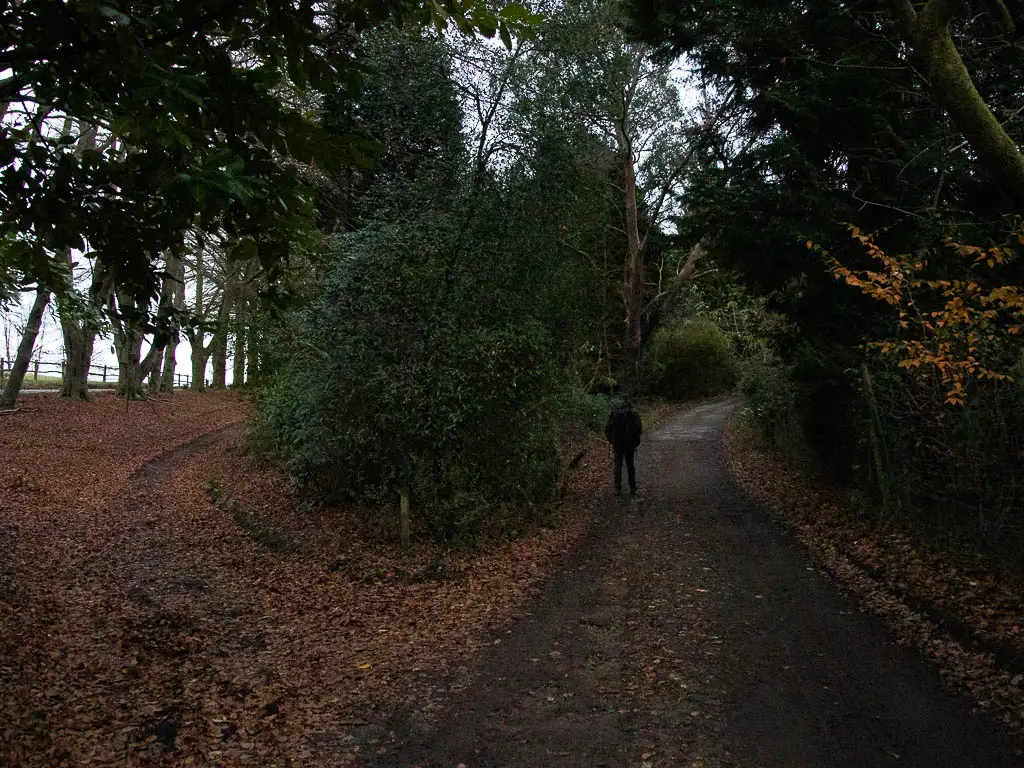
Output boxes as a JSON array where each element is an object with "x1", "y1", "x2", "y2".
[
  {"x1": 613, "y1": 446, "x2": 624, "y2": 493},
  {"x1": 625, "y1": 446, "x2": 637, "y2": 494}
]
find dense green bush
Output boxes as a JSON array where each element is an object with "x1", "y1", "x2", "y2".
[
  {"x1": 738, "y1": 357, "x2": 806, "y2": 460},
  {"x1": 258, "y1": 216, "x2": 569, "y2": 542},
  {"x1": 641, "y1": 319, "x2": 736, "y2": 399}
]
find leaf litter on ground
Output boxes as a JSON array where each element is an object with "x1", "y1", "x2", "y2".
[{"x1": 0, "y1": 391, "x2": 611, "y2": 766}]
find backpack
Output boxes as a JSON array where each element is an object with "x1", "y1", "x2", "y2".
[{"x1": 607, "y1": 404, "x2": 640, "y2": 446}]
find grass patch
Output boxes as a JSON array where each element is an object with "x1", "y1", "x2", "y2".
[{"x1": 9, "y1": 375, "x2": 62, "y2": 390}]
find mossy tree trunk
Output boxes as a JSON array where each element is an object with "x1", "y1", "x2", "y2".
[{"x1": 895, "y1": 0, "x2": 1024, "y2": 205}]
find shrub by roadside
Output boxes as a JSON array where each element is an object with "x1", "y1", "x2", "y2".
[{"x1": 641, "y1": 319, "x2": 736, "y2": 400}]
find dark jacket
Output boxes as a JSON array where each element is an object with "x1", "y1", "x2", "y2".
[{"x1": 606, "y1": 404, "x2": 643, "y2": 449}]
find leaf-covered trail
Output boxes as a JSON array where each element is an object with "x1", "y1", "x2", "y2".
[
  {"x1": 365, "y1": 398, "x2": 1018, "y2": 767},
  {"x1": 0, "y1": 393, "x2": 606, "y2": 765}
]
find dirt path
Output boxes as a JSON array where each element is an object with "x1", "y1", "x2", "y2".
[{"x1": 364, "y1": 398, "x2": 1019, "y2": 767}]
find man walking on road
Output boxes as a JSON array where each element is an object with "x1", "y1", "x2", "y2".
[{"x1": 606, "y1": 397, "x2": 643, "y2": 496}]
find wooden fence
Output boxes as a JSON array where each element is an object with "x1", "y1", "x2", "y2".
[{"x1": 0, "y1": 356, "x2": 192, "y2": 389}]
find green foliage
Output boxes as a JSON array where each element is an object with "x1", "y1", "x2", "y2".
[
  {"x1": 319, "y1": 26, "x2": 469, "y2": 230},
  {"x1": 0, "y1": 0, "x2": 536, "y2": 309},
  {"x1": 623, "y1": 0, "x2": 1024, "y2": 567},
  {"x1": 626, "y1": 0, "x2": 1024, "y2": 470},
  {"x1": 641, "y1": 320, "x2": 736, "y2": 400},
  {"x1": 738, "y1": 357, "x2": 807, "y2": 464},
  {"x1": 254, "y1": 1, "x2": 745, "y2": 542},
  {"x1": 569, "y1": 392, "x2": 620, "y2": 433},
  {"x1": 260, "y1": 216, "x2": 565, "y2": 541}
]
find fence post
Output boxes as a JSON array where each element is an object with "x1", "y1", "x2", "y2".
[
  {"x1": 102, "y1": 365, "x2": 107, "y2": 383},
  {"x1": 33, "y1": 359, "x2": 39, "y2": 380}
]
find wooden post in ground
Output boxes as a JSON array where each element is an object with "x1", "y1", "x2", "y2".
[
  {"x1": 33, "y1": 360, "x2": 39, "y2": 380},
  {"x1": 399, "y1": 487, "x2": 411, "y2": 549}
]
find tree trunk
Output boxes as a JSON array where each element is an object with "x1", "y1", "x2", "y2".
[
  {"x1": 110, "y1": 287, "x2": 147, "y2": 399},
  {"x1": 190, "y1": 337, "x2": 208, "y2": 391},
  {"x1": 114, "y1": 322, "x2": 145, "y2": 399},
  {"x1": 139, "y1": 339, "x2": 167, "y2": 392},
  {"x1": 206, "y1": 262, "x2": 237, "y2": 390},
  {"x1": 59, "y1": 248, "x2": 97, "y2": 401},
  {"x1": 232, "y1": 325, "x2": 246, "y2": 387},
  {"x1": 399, "y1": 486, "x2": 411, "y2": 549},
  {"x1": 159, "y1": 254, "x2": 185, "y2": 392},
  {"x1": 60, "y1": 323, "x2": 95, "y2": 400},
  {"x1": 616, "y1": 123, "x2": 645, "y2": 359},
  {"x1": 160, "y1": 343, "x2": 177, "y2": 390},
  {"x1": 248, "y1": 340, "x2": 261, "y2": 384},
  {"x1": 141, "y1": 253, "x2": 184, "y2": 395},
  {"x1": 210, "y1": 335, "x2": 227, "y2": 389},
  {"x1": 232, "y1": 287, "x2": 247, "y2": 387},
  {"x1": 641, "y1": 240, "x2": 706, "y2": 343},
  {"x1": 898, "y1": 0, "x2": 1024, "y2": 205},
  {"x1": 0, "y1": 287, "x2": 51, "y2": 408}
]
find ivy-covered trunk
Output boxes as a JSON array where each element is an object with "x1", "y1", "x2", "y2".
[{"x1": 0, "y1": 287, "x2": 50, "y2": 408}]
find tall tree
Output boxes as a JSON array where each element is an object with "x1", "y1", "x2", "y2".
[{"x1": 521, "y1": 0, "x2": 708, "y2": 361}]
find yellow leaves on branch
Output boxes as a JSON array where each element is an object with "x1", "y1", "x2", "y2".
[{"x1": 815, "y1": 225, "x2": 1024, "y2": 407}]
